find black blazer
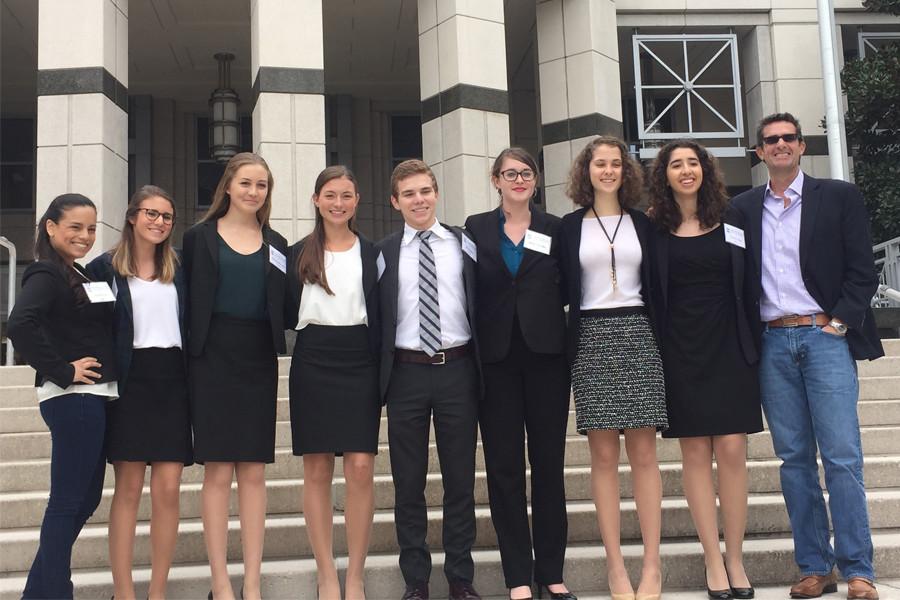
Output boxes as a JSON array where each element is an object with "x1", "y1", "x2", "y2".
[
  {"x1": 284, "y1": 235, "x2": 381, "y2": 358},
  {"x1": 732, "y1": 174, "x2": 884, "y2": 361},
  {"x1": 182, "y1": 219, "x2": 289, "y2": 356},
  {"x1": 86, "y1": 251, "x2": 189, "y2": 395},
  {"x1": 558, "y1": 206, "x2": 659, "y2": 365},
  {"x1": 650, "y1": 206, "x2": 759, "y2": 365},
  {"x1": 8, "y1": 260, "x2": 117, "y2": 388},
  {"x1": 464, "y1": 205, "x2": 566, "y2": 362},
  {"x1": 376, "y1": 223, "x2": 482, "y2": 400}
]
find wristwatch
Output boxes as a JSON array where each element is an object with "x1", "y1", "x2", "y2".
[{"x1": 828, "y1": 319, "x2": 848, "y2": 336}]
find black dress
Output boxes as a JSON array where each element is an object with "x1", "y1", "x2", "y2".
[{"x1": 661, "y1": 227, "x2": 763, "y2": 438}]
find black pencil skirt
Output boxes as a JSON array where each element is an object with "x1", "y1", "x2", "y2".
[
  {"x1": 106, "y1": 347, "x2": 192, "y2": 464},
  {"x1": 190, "y1": 314, "x2": 277, "y2": 463},
  {"x1": 289, "y1": 324, "x2": 380, "y2": 455}
]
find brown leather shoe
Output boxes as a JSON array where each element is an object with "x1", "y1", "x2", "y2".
[
  {"x1": 847, "y1": 578, "x2": 878, "y2": 600},
  {"x1": 790, "y1": 573, "x2": 838, "y2": 599}
]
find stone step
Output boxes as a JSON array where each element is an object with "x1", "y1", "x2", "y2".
[
  {"x1": 0, "y1": 367, "x2": 33, "y2": 387},
  {"x1": 2, "y1": 418, "x2": 900, "y2": 487},
  {"x1": 1, "y1": 531, "x2": 898, "y2": 600},
  {"x1": 3, "y1": 453, "x2": 899, "y2": 532},
  {"x1": 2, "y1": 488, "x2": 899, "y2": 573},
  {"x1": 859, "y1": 355, "x2": 900, "y2": 377}
]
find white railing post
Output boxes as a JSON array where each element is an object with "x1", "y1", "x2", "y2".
[{"x1": 0, "y1": 236, "x2": 17, "y2": 366}]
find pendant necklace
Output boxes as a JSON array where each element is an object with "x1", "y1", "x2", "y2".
[{"x1": 591, "y1": 205, "x2": 624, "y2": 291}]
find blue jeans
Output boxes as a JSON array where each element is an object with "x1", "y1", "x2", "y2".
[
  {"x1": 22, "y1": 393, "x2": 107, "y2": 600},
  {"x1": 760, "y1": 325, "x2": 874, "y2": 581}
]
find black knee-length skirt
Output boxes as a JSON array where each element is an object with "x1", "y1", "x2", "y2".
[
  {"x1": 190, "y1": 315, "x2": 277, "y2": 463},
  {"x1": 106, "y1": 347, "x2": 192, "y2": 464},
  {"x1": 289, "y1": 324, "x2": 380, "y2": 455}
]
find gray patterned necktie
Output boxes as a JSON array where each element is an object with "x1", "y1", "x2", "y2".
[{"x1": 417, "y1": 230, "x2": 442, "y2": 356}]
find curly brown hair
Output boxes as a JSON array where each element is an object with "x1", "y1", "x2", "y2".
[
  {"x1": 647, "y1": 139, "x2": 728, "y2": 232},
  {"x1": 566, "y1": 136, "x2": 643, "y2": 209}
]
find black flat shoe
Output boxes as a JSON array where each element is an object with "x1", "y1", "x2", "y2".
[
  {"x1": 706, "y1": 569, "x2": 733, "y2": 600},
  {"x1": 537, "y1": 584, "x2": 577, "y2": 600}
]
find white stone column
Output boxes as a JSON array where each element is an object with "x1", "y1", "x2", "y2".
[
  {"x1": 251, "y1": 0, "x2": 326, "y2": 244},
  {"x1": 36, "y1": 0, "x2": 128, "y2": 255},
  {"x1": 536, "y1": 0, "x2": 622, "y2": 216},
  {"x1": 417, "y1": 0, "x2": 510, "y2": 226},
  {"x1": 743, "y1": 7, "x2": 832, "y2": 185}
]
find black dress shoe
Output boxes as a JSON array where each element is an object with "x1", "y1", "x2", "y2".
[
  {"x1": 448, "y1": 581, "x2": 481, "y2": 600},
  {"x1": 706, "y1": 569, "x2": 733, "y2": 600},
  {"x1": 537, "y1": 584, "x2": 577, "y2": 600},
  {"x1": 402, "y1": 583, "x2": 429, "y2": 600},
  {"x1": 725, "y1": 567, "x2": 754, "y2": 599}
]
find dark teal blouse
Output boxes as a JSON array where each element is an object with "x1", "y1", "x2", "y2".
[
  {"x1": 213, "y1": 234, "x2": 267, "y2": 320},
  {"x1": 498, "y1": 211, "x2": 525, "y2": 277}
]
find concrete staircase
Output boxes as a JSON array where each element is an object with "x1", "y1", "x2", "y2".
[{"x1": 1, "y1": 341, "x2": 898, "y2": 599}]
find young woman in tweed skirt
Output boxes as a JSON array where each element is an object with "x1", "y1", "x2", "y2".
[{"x1": 558, "y1": 136, "x2": 668, "y2": 600}]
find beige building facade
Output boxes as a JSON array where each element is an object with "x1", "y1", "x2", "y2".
[{"x1": 2, "y1": 0, "x2": 899, "y2": 261}]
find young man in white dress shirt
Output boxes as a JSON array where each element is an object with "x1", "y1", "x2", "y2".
[{"x1": 376, "y1": 160, "x2": 482, "y2": 600}]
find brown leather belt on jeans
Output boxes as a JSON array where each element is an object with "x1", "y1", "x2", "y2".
[
  {"x1": 767, "y1": 314, "x2": 830, "y2": 328},
  {"x1": 395, "y1": 343, "x2": 471, "y2": 365}
]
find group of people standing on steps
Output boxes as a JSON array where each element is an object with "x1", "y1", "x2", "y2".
[{"x1": 8, "y1": 110, "x2": 883, "y2": 600}]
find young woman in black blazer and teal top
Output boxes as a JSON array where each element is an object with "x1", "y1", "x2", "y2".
[
  {"x1": 558, "y1": 136, "x2": 667, "y2": 600},
  {"x1": 464, "y1": 148, "x2": 573, "y2": 600},
  {"x1": 8, "y1": 193, "x2": 117, "y2": 600},
  {"x1": 182, "y1": 152, "x2": 288, "y2": 600},
  {"x1": 87, "y1": 185, "x2": 190, "y2": 600},
  {"x1": 647, "y1": 140, "x2": 762, "y2": 600},
  {"x1": 285, "y1": 166, "x2": 380, "y2": 600}
]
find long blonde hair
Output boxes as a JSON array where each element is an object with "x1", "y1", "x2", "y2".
[
  {"x1": 110, "y1": 185, "x2": 179, "y2": 283},
  {"x1": 200, "y1": 152, "x2": 274, "y2": 226}
]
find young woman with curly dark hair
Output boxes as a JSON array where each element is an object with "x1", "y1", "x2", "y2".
[
  {"x1": 558, "y1": 136, "x2": 667, "y2": 600},
  {"x1": 647, "y1": 140, "x2": 763, "y2": 600}
]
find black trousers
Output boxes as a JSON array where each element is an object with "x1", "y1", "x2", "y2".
[
  {"x1": 386, "y1": 354, "x2": 479, "y2": 586},
  {"x1": 480, "y1": 322, "x2": 570, "y2": 587}
]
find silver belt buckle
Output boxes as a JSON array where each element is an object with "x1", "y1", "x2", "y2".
[{"x1": 433, "y1": 351, "x2": 446, "y2": 365}]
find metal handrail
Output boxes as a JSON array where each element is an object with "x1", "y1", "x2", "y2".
[
  {"x1": 0, "y1": 236, "x2": 16, "y2": 366},
  {"x1": 873, "y1": 236, "x2": 900, "y2": 308}
]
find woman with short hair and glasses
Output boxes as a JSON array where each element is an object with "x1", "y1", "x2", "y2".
[
  {"x1": 465, "y1": 148, "x2": 574, "y2": 600},
  {"x1": 87, "y1": 185, "x2": 191, "y2": 600}
]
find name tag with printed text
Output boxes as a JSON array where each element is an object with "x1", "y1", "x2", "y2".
[
  {"x1": 724, "y1": 224, "x2": 746, "y2": 249},
  {"x1": 269, "y1": 245, "x2": 287, "y2": 274},
  {"x1": 523, "y1": 229, "x2": 552, "y2": 255},
  {"x1": 461, "y1": 234, "x2": 477, "y2": 262},
  {"x1": 82, "y1": 282, "x2": 116, "y2": 303}
]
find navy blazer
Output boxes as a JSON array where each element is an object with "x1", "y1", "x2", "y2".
[
  {"x1": 558, "y1": 206, "x2": 659, "y2": 365},
  {"x1": 650, "y1": 206, "x2": 759, "y2": 365},
  {"x1": 284, "y1": 235, "x2": 382, "y2": 358},
  {"x1": 182, "y1": 219, "x2": 289, "y2": 356},
  {"x1": 86, "y1": 251, "x2": 189, "y2": 396},
  {"x1": 376, "y1": 223, "x2": 482, "y2": 401},
  {"x1": 464, "y1": 205, "x2": 567, "y2": 362},
  {"x1": 731, "y1": 174, "x2": 884, "y2": 361}
]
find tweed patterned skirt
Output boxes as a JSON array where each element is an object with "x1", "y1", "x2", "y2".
[{"x1": 572, "y1": 309, "x2": 668, "y2": 434}]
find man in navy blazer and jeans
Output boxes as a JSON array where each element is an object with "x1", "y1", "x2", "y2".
[{"x1": 732, "y1": 113, "x2": 884, "y2": 600}]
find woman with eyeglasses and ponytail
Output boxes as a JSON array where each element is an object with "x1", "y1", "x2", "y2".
[
  {"x1": 87, "y1": 185, "x2": 191, "y2": 600},
  {"x1": 9, "y1": 193, "x2": 117, "y2": 600},
  {"x1": 464, "y1": 148, "x2": 574, "y2": 600}
]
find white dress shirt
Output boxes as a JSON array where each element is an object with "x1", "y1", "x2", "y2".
[{"x1": 395, "y1": 221, "x2": 471, "y2": 350}]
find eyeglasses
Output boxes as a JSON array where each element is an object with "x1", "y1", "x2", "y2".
[
  {"x1": 762, "y1": 133, "x2": 800, "y2": 146},
  {"x1": 136, "y1": 208, "x2": 174, "y2": 224},
  {"x1": 500, "y1": 169, "x2": 536, "y2": 182}
]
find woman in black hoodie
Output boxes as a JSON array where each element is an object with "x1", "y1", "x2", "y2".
[{"x1": 8, "y1": 193, "x2": 117, "y2": 600}]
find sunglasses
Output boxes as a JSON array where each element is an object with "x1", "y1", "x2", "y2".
[{"x1": 762, "y1": 133, "x2": 800, "y2": 145}]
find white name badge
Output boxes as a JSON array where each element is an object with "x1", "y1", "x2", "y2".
[
  {"x1": 461, "y1": 233, "x2": 478, "y2": 262},
  {"x1": 269, "y1": 245, "x2": 287, "y2": 274},
  {"x1": 523, "y1": 229, "x2": 552, "y2": 255},
  {"x1": 376, "y1": 251, "x2": 386, "y2": 280},
  {"x1": 82, "y1": 281, "x2": 116, "y2": 303},
  {"x1": 723, "y1": 223, "x2": 746, "y2": 249}
]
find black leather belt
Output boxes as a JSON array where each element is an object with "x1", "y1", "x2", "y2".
[{"x1": 395, "y1": 343, "x2": 471, "y2": 365}]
